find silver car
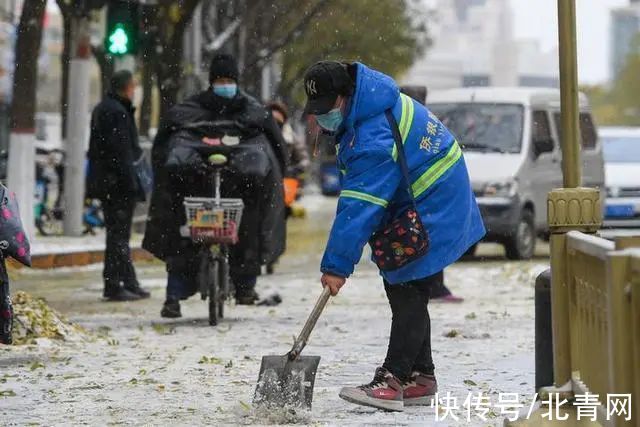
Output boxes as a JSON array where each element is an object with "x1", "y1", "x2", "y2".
[{"x1": 601, "y1": 127, "x2": 640, "y2": 228}]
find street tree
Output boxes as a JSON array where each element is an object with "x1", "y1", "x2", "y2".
[
  {"x1": 10, "y1": 0, "x2": 47, "y2": 133},
  {"x1": 200, "y1": 0, "x2": 426, "y2": 103},
  {"x1": 233, "y1": 0, "x2": 335, "y2": 95},
  {"x1": 582, "y1": 35, "x2": 640, "y2": 126},
  {"x1": 56, "y1": 0, "x2": 109, "y2": 139},
  {"x1": 7, "y1": 0, "x2": 47, "y2": 236},
  {"x1": 144, "y1": 0, "x2": 327, "y2": 123},
  {"x1": 152, "y1": 0, "x2": 201, "y2": 118},
  {"x1": 278, "y1": 0, "x2": 428, "y2": 107}
]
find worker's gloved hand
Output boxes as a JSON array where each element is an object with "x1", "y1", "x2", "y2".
[{"x1": 321, "y1": 273, "x2": 346, "y2": 296}]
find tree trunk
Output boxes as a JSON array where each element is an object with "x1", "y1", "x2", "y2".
[
  {"x1": 140, "y1": 54, "x2": 154, "y2": 136},
  {"x1": 60, "y1": 8, "x2": 71, "y2": 139},
  {"x1": 60, "y1": 15, "x2": 71, "y2": 137},
  {"x1": 10, "y1": 0, "x2": 47, "y2": 131},
  {"x1": 157, "y1": 44, "x2": 182, "y2": 119},
  {"x1": 139, "y1": 3, "x2": 158, "y2": 137},
  {"x1": 8, "y1": 0, "x2": 47, "y2": 238},
  {"x1": 242, "y1": 60, "x2": 264, "y2": 99},
  {"x1": 92, "y1": 46, "x2": 114, "y2": 97},
  {"x1": 156, "y1": 0, "x2": 202, "y2": 118}
]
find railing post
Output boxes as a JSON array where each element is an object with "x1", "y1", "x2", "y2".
[
  {"x1": 627, "y1": 257, "x2": 640, "y2": 427},
  {"x1": 607, "y1": 253, "x2": 635, "y2": 427},
  {"x1": 550, "y1": 0, "x2": 602, "y2": 392},
  {"x1": 548, "y1": 189, "x2": 602, "y2": 388}
]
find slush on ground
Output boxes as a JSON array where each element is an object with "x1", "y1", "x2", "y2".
[{"x1": 1, "y1": 195, "x2": 545, "y2": 426}]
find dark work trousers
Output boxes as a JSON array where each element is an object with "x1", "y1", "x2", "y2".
[
  {"x1": 382, "y1": 273, "x2": 438, "y2": 382},
  {"x1": 102, "y1": 197, "x2": 137, "y2": 293}
]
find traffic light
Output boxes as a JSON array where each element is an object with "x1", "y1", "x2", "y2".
[{"x1": 105, "y1": 0, "x2": 139, "y2": 56}]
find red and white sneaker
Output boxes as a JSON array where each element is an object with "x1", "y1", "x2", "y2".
[
  {"x1": 403, "y1": 371, "x2": 438, "y2": 406},
  {"x1": 339, "y1": 367, "x2": 404, "y2": 412}
]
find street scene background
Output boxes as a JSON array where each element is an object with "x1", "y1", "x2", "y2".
[
  {"x1": 1, "y1": 0, "x2": 640, "y2": 425},
  {"x1": 3, "y1": 195, "x2": 547, "y2": 425}
]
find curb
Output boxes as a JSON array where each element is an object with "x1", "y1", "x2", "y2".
[{"x1": 8, "y1": 247, "x2": 155, "y2": 270}]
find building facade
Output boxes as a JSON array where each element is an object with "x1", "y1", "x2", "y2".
[
  {"x1": 403, "y1": 0, "x2": 558, "y2": 91},
  {"x1": 610, "y1": 0, "x2": 640, "y2": 79}
]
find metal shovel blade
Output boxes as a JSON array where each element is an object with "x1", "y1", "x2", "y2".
[{"x1": 253, "y1": 355, "x2": 321, "y2": 409}]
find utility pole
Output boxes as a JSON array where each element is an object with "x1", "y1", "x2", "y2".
[
  {"x1": 63, "y1": 10, "x2": 92, "y2": 236},
  {"x1": 114, "y1": 55, "x2": 135, "y2": 72}
]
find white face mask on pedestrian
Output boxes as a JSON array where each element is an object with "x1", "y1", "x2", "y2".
[{"x1": 213, "y1": 83, "x2": 237, "y2": 99}]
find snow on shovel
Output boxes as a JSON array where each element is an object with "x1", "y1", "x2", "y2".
[{"x1": 254, "y1": 287, "x2": 331, "y2": 409}]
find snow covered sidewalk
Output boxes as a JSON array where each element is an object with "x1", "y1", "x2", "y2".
[{"x1": 2, "y1": 194, "x2": 547, "y2": 426}]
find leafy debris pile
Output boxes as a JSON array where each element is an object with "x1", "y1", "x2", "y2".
[{"x1": 11, "y1": 291, "x2": 85, "y2": 345}]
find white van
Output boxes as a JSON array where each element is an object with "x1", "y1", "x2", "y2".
[{"x1": 427, "y1": 87, "x2": 605, "y2": 259}]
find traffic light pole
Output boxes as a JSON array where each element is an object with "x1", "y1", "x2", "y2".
[
  {"x1": 114, "y1": 55, "x2": 135, "y2": 72},
  {"x1": 63, "y1": 14, "x2": 91, "y2": 236}
]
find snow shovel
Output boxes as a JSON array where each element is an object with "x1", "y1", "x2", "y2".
[{"x1": 254, "y1": 287, "x2": 331, "y2": 409}]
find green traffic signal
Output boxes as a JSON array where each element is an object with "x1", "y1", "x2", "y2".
[
  {"x1": 108, "y1": 24, "x2": 129, "y2": 55},
  {"x1": 104, "y1": 1, "x2": 139, "y2": 56}
]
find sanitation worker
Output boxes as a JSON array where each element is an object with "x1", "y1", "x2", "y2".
[{"x1": 303, "y1": 61, "x2": 485, "y2": 412}]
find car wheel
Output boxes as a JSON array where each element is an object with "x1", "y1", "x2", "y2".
[{"x1": 504, "y1": 209, "x2": 536, "y2": 260}]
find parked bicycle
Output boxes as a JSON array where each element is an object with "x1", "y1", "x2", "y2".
[
  {"x1": 181, "y1": 153, "x2": 244, "y2": 326},
  {"x1": 34, "y1": 151, "x2": 104, "y2": 236}
]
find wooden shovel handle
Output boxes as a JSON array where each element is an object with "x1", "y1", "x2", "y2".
[{"x1": 288, "y1": 286, "x2": 331, "y2": 360}]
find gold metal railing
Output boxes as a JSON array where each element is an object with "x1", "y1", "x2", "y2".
[
  {"x1": 550, "y1": 228, "x2": 640, "y2": 426},
  {"x1": 529, "y1": 1, "x2": 640, "y2": 426},
  {"x1": 566, "y1": 232, "x2": 613, "y2": 401},
  {"x1": 631, "y1": 257, "x2": 640, "y2": 426}
]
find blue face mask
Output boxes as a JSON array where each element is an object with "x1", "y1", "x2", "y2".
[
  {"x1": 213, "y1": 83, "x2": 237, "y2": 99},
  {"x1": 315, "y1": 108, "x2": 343, "y2": 133}
]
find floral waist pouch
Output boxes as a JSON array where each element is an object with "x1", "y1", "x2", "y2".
[{"x1": 369, "y1": 111, "x2": 429, "y2": 272}]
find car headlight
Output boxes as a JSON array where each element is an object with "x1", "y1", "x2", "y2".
[
  {"x1": 606, "y1": 187, "x2": 619, "y2": 198},
  {"x1": 483, "y1": 180, "x2": 518, "y2": 197}
]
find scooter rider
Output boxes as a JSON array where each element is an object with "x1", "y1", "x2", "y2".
[{"x1": 143, "y1": 54, "x2": 288, "y2": 318}]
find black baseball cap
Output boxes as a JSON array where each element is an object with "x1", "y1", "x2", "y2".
[{"x1": 303, "y1": 61, "x2": 354, "y2": 114}]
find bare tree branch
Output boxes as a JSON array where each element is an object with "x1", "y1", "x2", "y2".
[
  {"x1": 245, "y1": 0, "x2": 333, "y2": 68},
  {"x1": 204, "y1": 17, "x2": 242, "y2": 52}
]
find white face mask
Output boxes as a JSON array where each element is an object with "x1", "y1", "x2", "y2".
[
  {"x1": 213, "y1": 83, "x2": 238, "y2": 99},
  {"x1": 315, "y1": 108, "x2": 344, "y2": 132}
]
